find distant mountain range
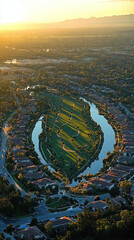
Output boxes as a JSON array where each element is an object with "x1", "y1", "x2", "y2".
[{"x1": 1, "y1": 14, "x2": 134, "y2": 30}]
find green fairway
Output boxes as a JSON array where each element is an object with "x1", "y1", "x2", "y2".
[{"x1": 40, "y1": 91, "x2": 102, "y2": 179}]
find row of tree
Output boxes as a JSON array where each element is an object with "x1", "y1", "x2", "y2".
[{"x1": 0, "y1": 178, "x2": 37, "y2": 217}]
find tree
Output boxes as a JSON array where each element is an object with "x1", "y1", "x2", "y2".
[
  {"x1": 46, "y1": 196, "x2": 51, "y2": 204},
  {"x1": 6, "y1": 224, "x2": 13, "y2": 234},
  {"x1": 62, "y1": 231, "x2": 72, "y2": 240},
  {"x1": 18, "y1": 173, "x2": 23, "y2": 181},
  {"x1": 0, "y1": 233, "x2": 4, "y2": 240},
  {"x1": 120, "y1": 210, "x2": 133, "y2": 224},
  {"x1": 9, "y1": 184, "x2": 16, "y2": 193},
  {"x1": 120, "y1": 180, "x2": 132, "y2": 196},
  {"x1": 45, "y1": 221, "x2": 53, "y2": 237},
  {"x1": 2, "y1": 200, "x2": 14, "y2": 217},
  {"x1": 84, "y1": 199, "x2": 89, "y2": 205},
  {"x1": 94, "y1": 195, "x2": 100, "y2": 201},
  {"x1": 110, "y1": 185, "x2": 120, "y2": 197},
  {"x1": 76, "y1": 213, "x2": 85, "y2": 233},
  {"x1": 30, "y1": 218, "x2": 38, "y2": 226}
]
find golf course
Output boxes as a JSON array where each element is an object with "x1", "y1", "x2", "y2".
[{"x1": 39, "y1": 91, "x2": 103, "y2": 179}]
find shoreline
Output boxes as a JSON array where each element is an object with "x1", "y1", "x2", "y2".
[{"x1": 32, "y1": 94, "x2": 116, "y2": 184}]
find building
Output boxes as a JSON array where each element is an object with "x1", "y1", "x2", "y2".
[
  {"x1": 23, "y1": 165, "x2": 38, "y2": 173},
  {"x1": 24, "y1": 171, "x2": 45, "y2": 180},
  {"x1": 101, "y1": 164, "x2": 134, "y2": 183},
  {"x1": 14, "y1": 157, "x2": 31, "y2": 163},
  {"x1": 84, "y1": 178, "x2": 114, "y2": 190},
  {"x1": 117, "y1": 156, "x2": 134, "y2": 165},
  {"x1": 14, "y1": 226, "x2": 47, "y2": 240},
  {"x1": 86, "y1": 200, "x2": 109, "y2": 212},
  {"x1": 110, "y1": 195, "x2": 126, "y2": 206},
  {"x1": 51, "y1": 217, "x2": 73, "y2": 229},
  {"x1": 32, "y1": 178, "x2": 57, "y2": 190}
]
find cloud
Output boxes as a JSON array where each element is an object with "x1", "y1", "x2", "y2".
[
  {"x1": 97, "y1": 0, "x2": 134, "y2": 2},
  {"x1": 109, "y1": 0, "x2": 134, "y2": 1}
]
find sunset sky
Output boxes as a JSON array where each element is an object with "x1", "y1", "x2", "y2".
[{"x1": 0, "y1": 0, "x2": 134, "y2": 24}]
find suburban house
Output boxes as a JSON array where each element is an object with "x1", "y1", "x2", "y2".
[
  {"x1": 83, "y1": 178, "x2": 114, "y2": 190},
  {"x1": 112, "y1": 164, "x2": 133, "y2": 174},
  {"x1": 14, "y1": 157, "x2": 31, "y2": 163},
  {"x1": 16, "y1": 161, "x2": 34, "y2": 168},
  {"x1": 22, "y1": 165, "x2": 38, "y2": 173},
  {"x1": 86, "y1": 200, "x2": 109, "y2": 212},
  {"x1": 14, "y1": 225, "x2": 47, "y2": 240},
  {"x1": 32, "y1": 178, "x2": 57, "y2": 190},
  {"x1": 101, "y1": 164, "x2": 134, "y2": 183},
  {"x1": 110, "y1": 195, "x2": 126, "y2": 207},
  {"x1": 117, "y1": 156, "x2": 134, "y2": 165},
  {"x1": 23, "y1": 171, "x2": 45, "y2": 180},
  {"x1": 108, "y1": 169, "x2": 127, "y2": 178},
  {"x1": 123, "y1": 147, "x2": 134, "y2": 157},
  {"x1": 47, "y1": 217, "x2": 74, "y2": 231},
  {"x1": 101, "y1": 173, "x2": 120, "y2": 183}
]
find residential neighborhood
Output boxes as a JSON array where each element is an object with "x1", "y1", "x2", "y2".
[{"x1": 0, "y1": 23, "x2": 134, "y2": 240}]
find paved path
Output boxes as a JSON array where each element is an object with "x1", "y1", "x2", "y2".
[
  {"x1": 118, "y1": 103, "x2": 134, "y2": 119},
  {"x1": 0, "y1": 94, "x2": 110, "y2": 232},
  {"x1": 0, "y1": 100, "x2": 26, "y2": 197},
  {"x1": 0, "y1": 192, "x2": 110, "y2": 231},
  {"x1": 0, "y1": 202, "x2": 82, "y2": 231}
]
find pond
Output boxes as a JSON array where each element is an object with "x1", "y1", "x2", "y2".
[
  {"x1": 70, "y1": 98, "x2": 115, "y2": 186},
  {"x1": 32, "y1": 98, "x2": 115, "y2": 186}
]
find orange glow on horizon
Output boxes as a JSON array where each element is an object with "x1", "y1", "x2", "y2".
[{"x1": 0, "y1": 0, "x2": 133, "y2": 28}]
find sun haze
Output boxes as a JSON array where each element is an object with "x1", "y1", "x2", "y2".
[
  {"x1": 0, "y1": 0, "x2": 24, "y2": 23},
  {"x1": 0, "y1": 0, "x2": 134, "y2": 26}
]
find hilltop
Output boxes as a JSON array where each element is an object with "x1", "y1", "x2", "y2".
[{"x1": 0, "y1": 14, "x2": 134, "y2": 30}]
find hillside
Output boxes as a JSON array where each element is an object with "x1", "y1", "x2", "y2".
[{"x1": 0, "y1": 14, "x2": 134, "y2": 30}]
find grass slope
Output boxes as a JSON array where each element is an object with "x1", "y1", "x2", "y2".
[{"x1": 40, "y1": 91, "x2": 102, "y2": 179}]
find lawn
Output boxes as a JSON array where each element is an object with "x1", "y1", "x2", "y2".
[
  {"x1": 47, "y1": 196, "x2": 75, "y2": 210},
  {"x1": 40, "y1": 91, "x2": 102, "y2": 179},
  {"x1": 10, "y1": 172, "x2": 28, "y2": 192}
]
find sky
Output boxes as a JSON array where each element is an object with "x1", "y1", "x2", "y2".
[{"x1": 0, "y1": 0, "x2": 134, "y2": 24}]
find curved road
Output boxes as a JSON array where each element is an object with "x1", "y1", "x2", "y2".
[
  {"x1": 0, "y1": 92, "x2": 111, "y2": 232},
  {"x1": 0, "y1": 115, "x2": 26, "y2": 197},
  {"x1": 0, "y1": 192, "x2": 110, "y2": 231},
  {"x1": 0, "y1": 87, "x2": 26, "y2": 199}
]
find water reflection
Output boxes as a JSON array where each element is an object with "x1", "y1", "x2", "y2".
[{"x1": 32, "y1": 98, "x2": 115, "y2": 187}]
